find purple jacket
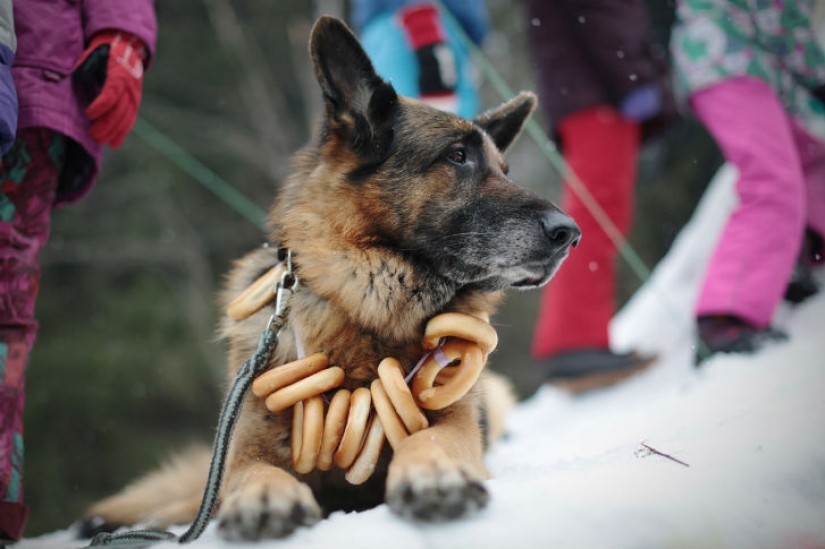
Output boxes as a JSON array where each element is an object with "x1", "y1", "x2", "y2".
[
  {"x1": 526, "y1": 0, "x2": 674, "y2": 143},
  {"x1": 12, "y1": 0, "x2": 157, "y2": 205}
]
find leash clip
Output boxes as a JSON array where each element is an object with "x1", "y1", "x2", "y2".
[{"x1": 268, "y1": 249, "x2": 298, "y2": 333}]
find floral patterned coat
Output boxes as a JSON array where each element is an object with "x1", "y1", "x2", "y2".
[{"x1": 670, "y1": 0, "x2": 825, "y2": 139}]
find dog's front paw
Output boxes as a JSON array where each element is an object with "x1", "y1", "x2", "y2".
[
  {"x1": 386, "y1": 461, "x2": 490, "y2": 522},
  {"x1": 217, "y1": 470, "x2": 321, "y2": 541}
]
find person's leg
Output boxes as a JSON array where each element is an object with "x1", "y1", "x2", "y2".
[
  {"x1": 531, "y1": 106, "x2": 639, "y2": 358},
  {"x1": 691, "y1": 77, "x2": 806, "y2": 330},
  {"x1": 0, "y1": 128, "x2": 63, "y2": 542}
]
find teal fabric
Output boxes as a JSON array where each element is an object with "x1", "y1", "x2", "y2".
[{"x1": 360, "y1": 11, "x2": 480, "y2": 119}]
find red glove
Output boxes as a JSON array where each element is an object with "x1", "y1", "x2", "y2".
[{"x1": 74, "y1": 30, "x2": 147, "y2": 149}]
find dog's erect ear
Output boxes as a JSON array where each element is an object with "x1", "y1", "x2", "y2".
[
  {"x1": 473, "y1": 91, "x2": 537, "y2": 152},
  {"x1": 310, "y1": 16, "x2": 398, "y2": 163}
]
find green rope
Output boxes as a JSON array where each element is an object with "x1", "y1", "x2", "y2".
[{"x1": 132, "y1": 117, "x2": 268, "y2": 231}]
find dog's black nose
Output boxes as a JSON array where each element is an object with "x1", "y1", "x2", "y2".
[{"x1": 541, "y1": 210, "x2": 581, "y2": 250}]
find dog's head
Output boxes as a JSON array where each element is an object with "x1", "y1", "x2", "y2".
[{"x1": 279, "y1": 16, "x2": 579, "y2": 294}]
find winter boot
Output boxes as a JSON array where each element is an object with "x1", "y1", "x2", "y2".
[
  {"x1": 542, "y1": 349, "x2": 656, "y2": 394},
  {"x1": 695, "y1": 315, "x2": 788, "y2": 366},
  {"x1": 784, "y1": 229, "x2": 823, "y2": 304}
]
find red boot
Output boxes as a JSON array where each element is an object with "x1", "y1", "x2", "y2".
[{"x1": 531, "y1": 106, "x2": 654, "y2": 390}]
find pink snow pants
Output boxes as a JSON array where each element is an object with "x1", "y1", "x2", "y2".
[{"x1": 691, "y1": 76, "x2": 825, "y2": 328}]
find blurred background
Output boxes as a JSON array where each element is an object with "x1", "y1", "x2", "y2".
[{"x1": 23, "y1": 0, "x2": 724, "y2": 536}]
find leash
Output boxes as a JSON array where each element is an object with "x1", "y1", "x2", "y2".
[{"x1": 86, "y1": 250, "x2": 297, "y2": 549}]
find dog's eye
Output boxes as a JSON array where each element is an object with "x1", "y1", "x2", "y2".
[{"x1": 446, "y1": 146, "x2": 467, "y2": 165}]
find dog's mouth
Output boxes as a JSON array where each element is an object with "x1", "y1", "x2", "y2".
[
  {"x1": 498, "y1": 258, "x2": 564, "y2": 290},
  {"x1": 505, "y1": 246, "x2": 575, "y2": 289},
  {"x1": 438, "y1": 238, "x2": 576, "y2": 292},
  {"x1": 510, "y1": 267, "x2": 556, "y2": 289},
  {"x1": 512, "y1": 275, "x2": 547, "y2": 288}
]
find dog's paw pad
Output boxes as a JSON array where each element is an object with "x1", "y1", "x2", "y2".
[
  {"x1": 388, "y1": 466, "x2": 489, "y2": 522},
  {"x1": 217, "y1": 482, "x2": 322, "y2": 541}
]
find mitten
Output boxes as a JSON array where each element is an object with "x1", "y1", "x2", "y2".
[
  {"x1": 398, "y1": 3, "x2": 458, "y2": 112},
  {"x1": 619, "y1": 83, "x2": 662, "y2": 123},
  {"x1": 73, "y1": 31, "x2": 147, "y2": 149}
]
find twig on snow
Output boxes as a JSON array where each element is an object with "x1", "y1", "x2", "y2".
[{"x1": 635, "y1": 441, "x2": 690, "y2": 468}]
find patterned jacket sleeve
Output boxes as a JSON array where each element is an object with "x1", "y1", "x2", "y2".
[{"x1": 782, "y1": 8, "x2": 825, "y2": 92}]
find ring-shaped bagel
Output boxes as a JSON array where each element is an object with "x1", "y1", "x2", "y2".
[
  {"x1": 370, "y1": 379, "x2": 409, "y2": 450},
  {"x1": 291, "y1": 395, "x2": 324, "y2": 474},
  {"x1": 252, "y1": 352, "x2": 329, "y2": 399},
  {"x1": 376, "y1": 357, "x2": 428, "y2": 434},
  {"x1": 264, "y1": 366, "x2": 344, "y2": 413},
  {"x1": 345, "y1": 415, "x2": 385, "y2": 485},
  {"x1": 422, "y1": 312, "x2": 498, "y2": 356},
  {"x1": 333, "y1": 387, "x2": 372, "y2": 469},
  {"x1": 226, "y1": 263, "x2": 287, "y2": 321},
  {"x1": 317, "y1": 389, "x2": 351, "y2": 471},
  {"x1": 412, "y1": 339, "x2": 484, "y2": 410}
]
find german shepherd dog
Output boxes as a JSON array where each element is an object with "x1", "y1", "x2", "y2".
[{"x1": 82, "y1": 16, "x2": 580, "y2": 541}]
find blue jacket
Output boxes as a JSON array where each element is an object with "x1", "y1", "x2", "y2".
[{"x1": 351, "y1": 0, "x2": 489, "y2": 45}]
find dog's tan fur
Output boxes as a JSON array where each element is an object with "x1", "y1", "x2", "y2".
[{"x1": 83, "y1": 16, "x2": 579, "y2": 541}]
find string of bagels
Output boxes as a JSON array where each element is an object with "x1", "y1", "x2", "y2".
[{"x1": 226, "y1": 262, "x2": 498, "y2": 484}]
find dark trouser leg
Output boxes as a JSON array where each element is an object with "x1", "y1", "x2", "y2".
[{"x1": 0, "y1": 128, "x2": 64, "y2": 541}]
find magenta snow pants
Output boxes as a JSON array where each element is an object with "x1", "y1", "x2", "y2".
[
  {"x1": 0, "y1": 128, "x2": 64, "y2": 541},
  {"x1": 691, "y1": 76, "x2": 825, "y2": 328}
]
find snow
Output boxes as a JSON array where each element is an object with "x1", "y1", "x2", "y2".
[{"x1": 16, "y1": 165, "x2": 825, "y2": 548}]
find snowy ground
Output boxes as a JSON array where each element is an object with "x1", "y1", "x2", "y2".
[{"x1": 16, "y1": 165, "x2": 825, "y2": 548}]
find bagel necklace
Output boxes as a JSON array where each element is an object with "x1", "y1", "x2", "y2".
[{"x1": 227, "y1": 247, "x2": 498, "y2": 484}]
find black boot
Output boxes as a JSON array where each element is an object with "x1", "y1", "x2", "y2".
[
  {"x1": 541, "y1": 349, "x2": 656, "y2": 393},
  {"x1": 784, "y1": 229, "x2": 823, "y2": 304},
  {"x1": 695, "y1": 315, "x2": 788, "y2": 366}
]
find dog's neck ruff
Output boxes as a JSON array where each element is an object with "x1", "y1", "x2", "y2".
[{"x1": 227, "y1": 250, "x2": 498, "y2": 484}]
